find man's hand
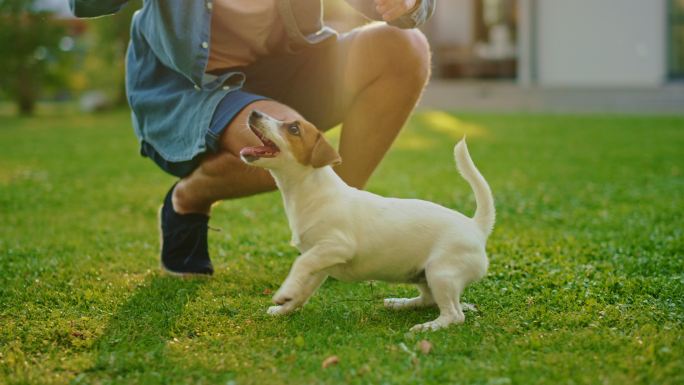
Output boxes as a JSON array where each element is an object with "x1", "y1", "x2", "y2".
[{"x1": 374, "y1": 0, "x2": 418, "y2": 22}]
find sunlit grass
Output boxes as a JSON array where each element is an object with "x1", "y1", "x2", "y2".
[
  {"x1": 418, "y1": 109, "x2": 489, "y2": 139},
  {"x1": 0, "y1": 110, "x2": 683, "y2": 385}
]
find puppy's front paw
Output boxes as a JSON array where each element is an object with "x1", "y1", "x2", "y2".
[
  {"x1": 273, "y1": 292, "x2": 294, "y2": 306},
  {"x1": 267, "y1": 305, "x2": 288, "y2": 316},
  {"x1": 267, "y1": 303, "x2": 299, "y2": 316}
]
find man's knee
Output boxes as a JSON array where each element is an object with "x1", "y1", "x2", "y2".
[{"x1": 376, "y1": 26, "x2": 431, "y2": 86}]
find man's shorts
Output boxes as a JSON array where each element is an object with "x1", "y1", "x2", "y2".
[{"x1": 148, "y1": 31, "x2": 355, "y2": 178}]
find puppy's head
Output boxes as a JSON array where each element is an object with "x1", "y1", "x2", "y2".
[{"x1": 240, "y1": 110, "x2": 341, "y2": 170}]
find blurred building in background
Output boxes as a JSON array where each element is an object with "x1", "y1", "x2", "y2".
[
  {"x1": 425, "y1": 0, "x2": 683, "y2": 87},
  {"x1": 4, "y1": 0, "x2": 682, "y2": 115},
  {"x1": 426, "y1": 0, "x2": 518, "y2": 80},
  {"x1": 28, "y1": 0, "x2": 684, "y2": 88}
]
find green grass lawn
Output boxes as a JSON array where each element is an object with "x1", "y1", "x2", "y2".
[{"x1": 1, "y1": 109, "x2": 682, "y2": 385}]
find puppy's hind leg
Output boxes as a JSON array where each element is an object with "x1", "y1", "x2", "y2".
[
  {"x1": 384, "y1": 283, "x2": 436, "y2": 310},
  {"x1": 410, "y1": 267, "x2": 467, "y2": 332}
]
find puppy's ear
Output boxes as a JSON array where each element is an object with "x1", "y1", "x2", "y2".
[{"x1": 310, "y1": 133, "x2": 341, "y2": 168}]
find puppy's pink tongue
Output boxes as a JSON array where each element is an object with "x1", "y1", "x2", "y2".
[{"x1": 240, "y1": 146, "x2": 278, "y2": 158}]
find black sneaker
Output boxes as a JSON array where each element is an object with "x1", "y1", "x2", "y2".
[{"x1": 158, "y1": 184, "x2": 214, "y2": 277}]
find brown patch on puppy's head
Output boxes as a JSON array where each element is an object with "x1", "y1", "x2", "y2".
[{"x1": 280, "y1": 119, "x2": 341, "y2": 168}]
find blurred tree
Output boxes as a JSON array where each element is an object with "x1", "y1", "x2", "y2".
[
  {"x1": 0, "y1": 0, "x2": 71, "y2": 115},
  {"x1": 85, "y1": 0, "x2": 141, "y2": 106}
]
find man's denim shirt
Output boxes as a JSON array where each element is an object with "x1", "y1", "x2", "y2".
[{"x1": 69, "y1": 0, "x2": 435, "y2": 163}]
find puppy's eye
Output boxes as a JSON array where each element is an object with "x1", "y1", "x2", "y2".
[{"x1": 287, "y1": 122, "x2": 301, "y2": 136}]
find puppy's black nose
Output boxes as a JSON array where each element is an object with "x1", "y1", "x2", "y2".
[{"x1": 249, "y1": 109, "x2": 263, "y2": 124}]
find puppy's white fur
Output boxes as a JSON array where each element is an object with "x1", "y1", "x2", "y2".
[{"x1": 243, "y1": 112, "x2": 495, "y2": 331}]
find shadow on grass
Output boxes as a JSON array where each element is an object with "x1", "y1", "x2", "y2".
[{"x1": 80, "y1": 274, "x2": 223, "y2": 383}]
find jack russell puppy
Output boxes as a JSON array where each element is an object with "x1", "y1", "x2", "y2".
[{"x1": 240, "y1": 110, "x2": 495, "y2": 331}]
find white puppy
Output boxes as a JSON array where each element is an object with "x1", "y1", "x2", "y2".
[{"x1": 240, "y1": 110, "x2": 495, "y2": 331}]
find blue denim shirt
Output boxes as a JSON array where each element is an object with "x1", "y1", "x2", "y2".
[{"x1": 69, "y1": 0, "x2": 435, "y2": 163}]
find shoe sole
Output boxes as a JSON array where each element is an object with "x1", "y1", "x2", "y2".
[{"x1": 158, "y1": 204, "x2": 212, "y2": 279}]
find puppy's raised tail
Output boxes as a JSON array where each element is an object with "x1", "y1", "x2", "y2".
[{"x1": 454, "y1": 138, "x2": 495, "y2": 237}]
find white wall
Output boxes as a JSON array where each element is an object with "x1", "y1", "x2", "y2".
[
  {"x1": 430, "y1": 0, "x2": 474, "y2": 46},
  {"x1": 536, "y1": 0, "x2": 667, "y2": 87}
]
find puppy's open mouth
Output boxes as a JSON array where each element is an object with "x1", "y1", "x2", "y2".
[{"x1": 240, "y1": 123, "x2": 280, "y2": 162}]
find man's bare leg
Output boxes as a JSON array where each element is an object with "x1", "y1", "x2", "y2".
[
  {"x1": 173, "y1": 26, "x2": 430, "y2": 214},
  {"x1": 335, "y1": 25, "x2": 430, "y2": 188}
]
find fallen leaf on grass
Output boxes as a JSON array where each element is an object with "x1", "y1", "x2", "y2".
[
  {"x1": 262, "y1": 288, "x2": 272, "y2": 295},
  {"x1": 71, "y1": 331, "x2": 84, "y2": 339},
  {"x1": 322, "y1": 355, "x2": 339, "y2": 369},
  {"x1": 417, "y1": 340, "x2": 432, "y2": 354}
]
